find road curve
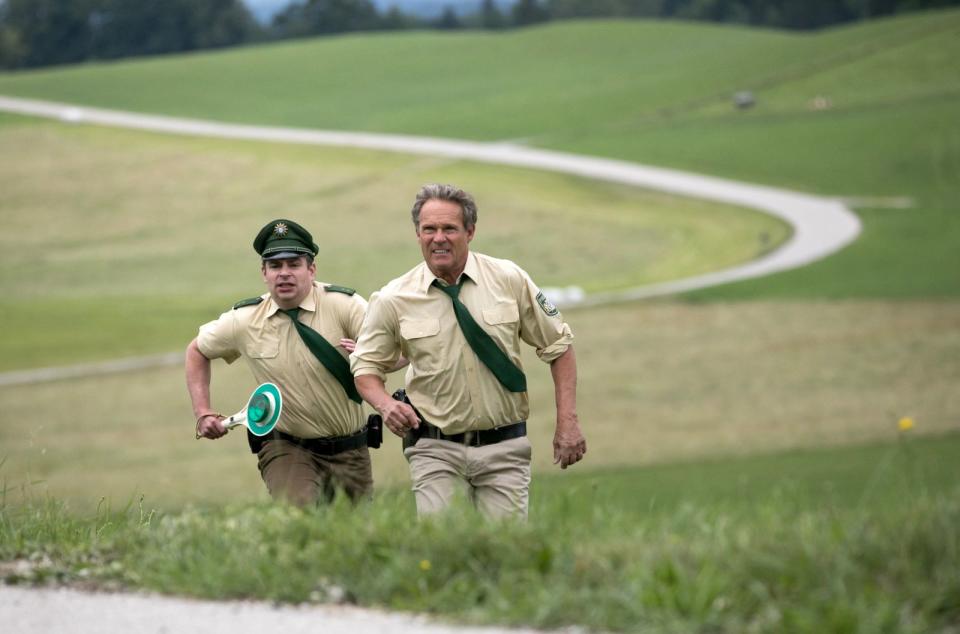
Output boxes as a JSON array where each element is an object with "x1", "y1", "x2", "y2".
[
  {"x1": 0, "y1": 95, "x2": 861, "y2": 386},
  {"x1": 0, "y1": 94, "x2": 861, "y2": 304}
]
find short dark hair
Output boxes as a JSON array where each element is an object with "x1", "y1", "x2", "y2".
[{"x1": 411, "y1": 184, "x2": 478, "y2": 231}]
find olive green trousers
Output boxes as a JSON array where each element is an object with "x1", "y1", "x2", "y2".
[{"x1": 256, "y1": 438, "x2": 373, "y2": 506}]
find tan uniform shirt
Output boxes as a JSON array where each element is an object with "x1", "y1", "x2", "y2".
[
  {"x1": 351, "y1": 252, "x2": 573, "y2": 434},
  {"x1": 197, "y1": 281, "x2": 367, "y2": 438}
]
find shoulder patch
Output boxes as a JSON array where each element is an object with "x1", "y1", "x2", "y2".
[
  {"x1": 233, "y1": 296, "x2": 265, "y2": 310},
  {"x1": 325, "y1": 284, "x2": 356, "y2": 296},
  {"x1": 536, "y1": 291, "x2": 559, "y2": 317}
]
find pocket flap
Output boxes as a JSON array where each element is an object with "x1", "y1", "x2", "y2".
[
  {"x1": 248, "y1": 342, "x2": 279, "y2": 359},
  {"x1": 400, "y1": 318, "x2": 441, "y2": 340},
  {"x1": 482, "y1": 301, "x2": 520, "y2": 325}
]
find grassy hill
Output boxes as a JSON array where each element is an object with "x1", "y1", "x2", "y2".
[
  {"x1": 0, "y1": 114, "x2": 785, "y2": 371},
  {"x1": 1, "y1": 10, "x2": 957, "y2": 299},
  {"x1": 1, "y1": 15, "x2": 958, "y2": 631}
]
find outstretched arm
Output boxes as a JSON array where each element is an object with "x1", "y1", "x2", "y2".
[
  {"x1": 550, "y1": 346, "x2": 586, "y2": 469},
  {"x1": 185, "y1": 338, "x2": 226, "y2": 439}
]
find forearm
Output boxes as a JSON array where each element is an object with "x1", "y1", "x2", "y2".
[
  {"x1": 550, "y1": 346, "x2": 585, "y2": 468},
  {"x1": 355, "y1": 373, "x2": 393, "y2": 413},
  {"x1": 185, "y1": 339, "x2": 214, "y2": 417},
  {"x1": 550, "y1": 346, "x2": 578, "y2": 419}
]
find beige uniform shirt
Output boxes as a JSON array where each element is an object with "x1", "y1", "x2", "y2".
[
  {"x1": 197, "y1": 281, "x2": 367, "y2": 438},
  {"x1": 351, "y1": 252, "x2": 573, "y2": 434}
]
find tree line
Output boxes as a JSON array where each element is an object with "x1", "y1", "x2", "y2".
[{"x1": 1, "y1": 0, "x2": 956, "y2": 70}]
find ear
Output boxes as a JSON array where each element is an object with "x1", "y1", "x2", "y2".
[{"x1": 466, "y1": 224, "x2": 476, "y2": 243}]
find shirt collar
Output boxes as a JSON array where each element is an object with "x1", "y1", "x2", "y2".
[
  {"x1": 265, "y1": 282, "x2": 318, "y2": 317},
  {"x1": 418, "y1": 252, "x2": 479, "y2": 294}
]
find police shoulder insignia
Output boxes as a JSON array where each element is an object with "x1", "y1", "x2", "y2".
[
  {"x1": 325, "y1": 284, "x2": 356, "y2": 296},
  {"x1": 233, "y1": 296, "x2": 265, "y2": 310},
  {"x1": 536, "y1": 291, "x2": 559, "y2": 316}
]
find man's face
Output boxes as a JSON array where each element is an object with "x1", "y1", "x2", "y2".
[
  {"x1": 417, "y1": 198, "x2": 475, "y2": 283},
  {"x1": 261, "y1": 256, "x2": 316, "y2": 308}
]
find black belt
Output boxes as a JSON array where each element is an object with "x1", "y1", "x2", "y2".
[
  {"x1": 418, "y1": 421, "x2": 526, "y2": 447},
  {"x1": 249, "y1": 428, "x2": 367, "y2": 455}
]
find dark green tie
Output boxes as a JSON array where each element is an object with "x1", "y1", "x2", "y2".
[
  {"x1": 282, "y1": 308, "x2": 362, "y2": 404},
  {"x1": 433, "y1": 280, "x2": 527, "y2": 392}
]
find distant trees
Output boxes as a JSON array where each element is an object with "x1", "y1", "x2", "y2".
[
  {"x1": 270, "y1": 0, "x2": 380, "y2": 38},
  {"x1": 2, "y1": 0, "x2": 958, "y2": 70},
  {"x1": 481, "y1": 0, "x2": 507, "y2": 29},
  {"x1": 434, "y1": 6, "x2": 463, "y2": 30},
  {"x1": 540, "y1": 0, "x2": 960, "y2": 28},
  {"x1": 0, "y1": 0, "x2": 257, "y2": 69},
  {"x1": 512, "y1": 0, "x2": 551, "y2": 25}
]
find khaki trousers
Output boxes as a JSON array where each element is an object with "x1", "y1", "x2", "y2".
[
  {"x1": 257, "y1": 438, "x2": 373, "y2": 507},
  {"x1": 403, "y1": 436, "x2": 532, "y2": 519}
]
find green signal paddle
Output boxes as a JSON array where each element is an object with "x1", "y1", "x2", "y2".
[{"x1": 222, "y1": 382, "x2": 282, "y2": 437}]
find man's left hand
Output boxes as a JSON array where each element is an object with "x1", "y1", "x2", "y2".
[{"x1": 553, "y1": 414, "x2": 586, "y2": 469}]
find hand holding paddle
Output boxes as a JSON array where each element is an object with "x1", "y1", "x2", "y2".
[{"x1": 195, "y1": 383, "x2": 282, "y2": 440}]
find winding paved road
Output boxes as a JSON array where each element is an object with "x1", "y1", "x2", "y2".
[
  {"x1": 0, "y1": 95, "x2": 861, "y2": 387},
  {"x1": 0, "y1": 94, "x2": 861, "y2": 302}
]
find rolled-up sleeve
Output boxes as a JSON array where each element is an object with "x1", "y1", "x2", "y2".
[
  {"x1": 516, "y1": 271, "x2": 574, "y2": 363},
  {"x1": 196, "y1": 310, "x2": 242, "y2": 364},
  {"x1": 350, "y1": 291, "x2": 400, "y2": 381},
  {"x1": 343, "y1": 294, "x2": 369, "y2": 340}
]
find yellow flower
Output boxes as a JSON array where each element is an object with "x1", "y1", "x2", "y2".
[
  {"x1": 419, "y1": 559, "x2": 431, "y2": 571},
  {"x1": 898, "y1": 417, "x2": 914, "y2": 432}
]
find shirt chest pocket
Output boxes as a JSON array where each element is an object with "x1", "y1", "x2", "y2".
[
  {"x1": 482, "y1": 301, "x2": 520, "y2": 329},
  {"x1": 399, "y1": 317, "x2": 442, "y2": 372},
  {"x1": 247, "y1": 329, "x2": 280, "y2": 359}
]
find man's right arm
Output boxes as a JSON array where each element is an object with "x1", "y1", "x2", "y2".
[
  {"x1": 185, "y1": 338, "x2": 227, "y2": 439},
  {"x1": 350, "y1": 291, "x2": 419, "y2": 437},
  {"x1": 355, "y1": 375, "x2": 420, "y2": 437}
]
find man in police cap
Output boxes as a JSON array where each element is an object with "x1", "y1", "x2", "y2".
[
  {"x1": 351, "y1": 184, "x2": 586, "y2": 519},
  {"x1": 186, "y1": 219, "x2": 376, "y2": 506}
]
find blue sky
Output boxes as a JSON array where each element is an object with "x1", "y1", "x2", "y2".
[{"x1": 242, "y1": 0, "x2": 513, "y2": 23}]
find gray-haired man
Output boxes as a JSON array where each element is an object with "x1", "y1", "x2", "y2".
[{"x1": 351, "y1": 184, "x2": 586, "y2": 518}]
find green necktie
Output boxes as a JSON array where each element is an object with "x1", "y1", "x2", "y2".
[
  {"x1": 282, "y1": 308, "x2": 362, "y2": 404},
  {"x1": 433, "y1": 279, "x2": 527, "y2": 392}
]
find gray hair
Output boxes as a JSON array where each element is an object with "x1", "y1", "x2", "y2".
[{"x1": 410, "y1": 184, "x2": 478, "y2": 230}]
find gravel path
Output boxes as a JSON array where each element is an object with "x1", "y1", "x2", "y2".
[{"x1": 0, "y1": 585, "x2": 552, "y2": 634}]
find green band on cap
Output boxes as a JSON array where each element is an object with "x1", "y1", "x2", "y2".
[{"x1": 253, "y1": 219, "x2": 319, "y2": 258}]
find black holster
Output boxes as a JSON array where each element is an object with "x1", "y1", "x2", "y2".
[
  {"x1": 248, "y1": 429, "x2": 266, "y2": 454},
  {"x1": 365, "y1": 414, "x2": 383, "y2": 449}
]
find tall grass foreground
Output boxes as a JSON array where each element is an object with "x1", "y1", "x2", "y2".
[{"x1": 2, "y1": 442, "x2": 958, "y2": 634}]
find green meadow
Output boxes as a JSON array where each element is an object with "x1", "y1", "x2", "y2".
[
  {"x1": 0, "y1": 114, "x2": 785, "y2": 370},
  {"x1": 0, "y1": 10, "x2": 957, "y2": 298},
  {"x1": 1, "y1": 9, "x2": 959, "y2": 633}
]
